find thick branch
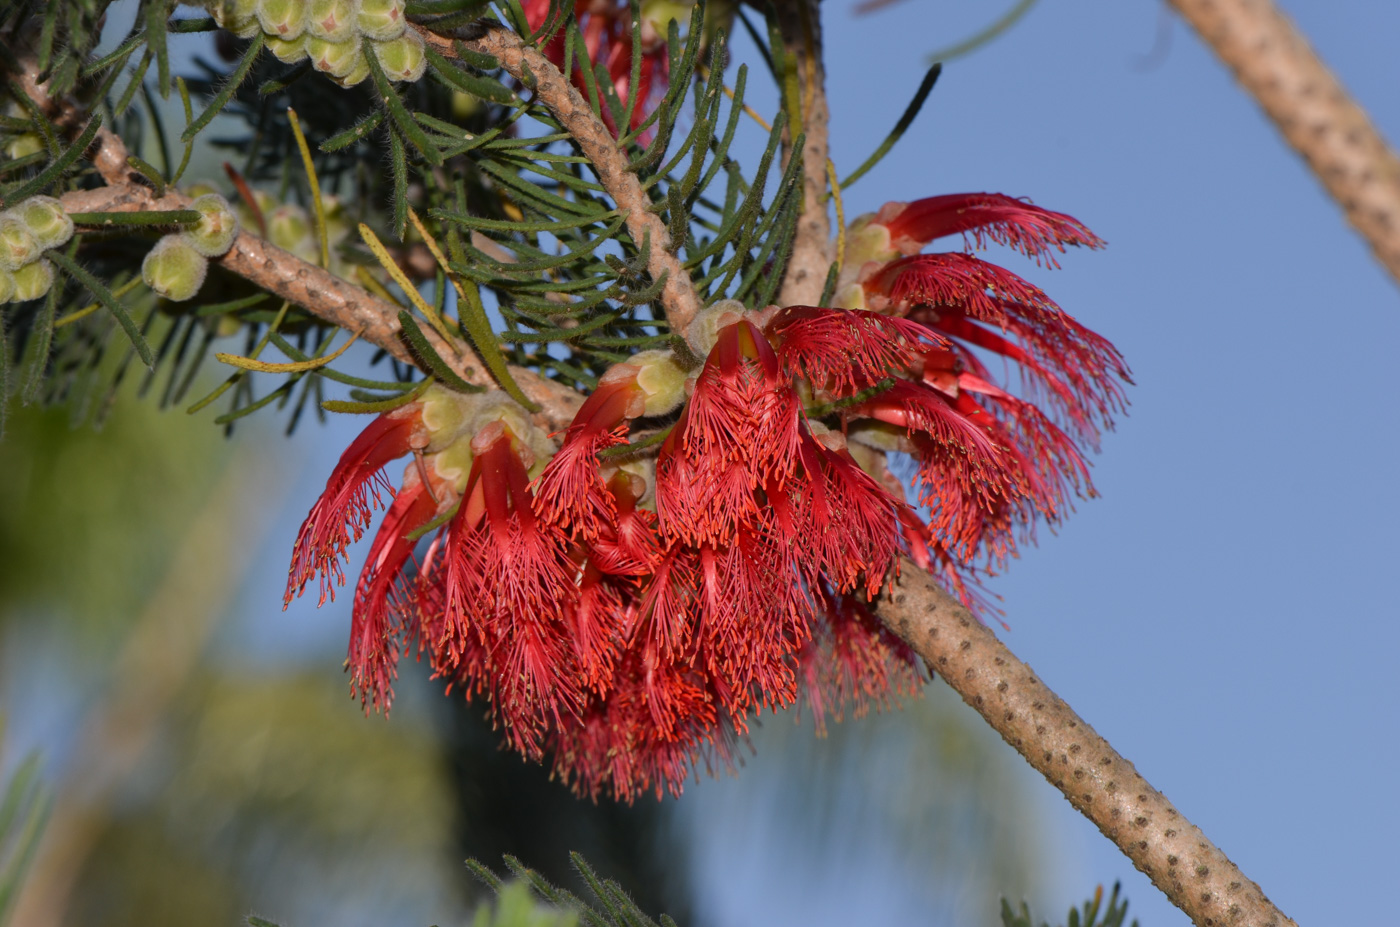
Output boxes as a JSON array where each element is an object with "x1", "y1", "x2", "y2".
[
  {"x1": 57, "y1": 181, "x2": 582, "y2": 429},
  {"x1": 876, "y1": 561, "x2": 1297, "y2": 927},
  {"x1": 421, "y1": 26, "x2": 705, "y2": 334},
  {"x1": 771, "y1": 0, "x2": 833, "y2": 308},
  {"x1": 1168, "y1": 0, "x2": 1400, "y2": 287}
]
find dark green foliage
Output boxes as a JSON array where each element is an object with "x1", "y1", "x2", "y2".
[{"x1": 1001, "y1": 884, "x2": 1139, "y2": 927}]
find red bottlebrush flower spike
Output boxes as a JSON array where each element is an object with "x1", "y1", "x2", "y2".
[
  {"x1": 766, "y1": 304, "x2": 935, "y2": 397},
  {"x1": 532, "y1": 373, "x2": 642, "y2": 541},
  {"x1": 440, "y1": 421, "x2": 581, "y2": 760},
  {"x1": 877, "y1": 192, "x2": 1105, "y2": 266},
  {"x1": 798, "y1": 588, "x2": 925, "y2": 735},
  {"x1": 866, "y1": 252, "x2": 1053, "y2": 320},
  {"x1": 285, "y1": 409, "x2": 422, "y2": 607},
  {"x1": 910, "y1": 300, "x2": 1130, "y2": 445},
  {"x1": 657, "y1": 320, "x2": 803, "y2": 548},
  {"x1": 348, "y1": 471, "x2": 440, "y2": 713}
]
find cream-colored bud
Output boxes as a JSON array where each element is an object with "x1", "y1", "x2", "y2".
[
  {"x1": 267, "y1": 34, "x2": 308, "y2": 63},
  {"x1": 629, "y1": 349, "x2": 689, "y2": 417},
  {"x1": 187, "y1": 193, "x2": 240, "y2": 257},
  {"x1": 142, "y1": 234, "x2": 209, "y2": 302},
  {"x1": 10, "y1": 259, "x2": 54, "y2": 302},
  {"x1": 267, "y1": 205, "x2": 311, "y2": 252},
  {"x1": 210, "y1": 0, "x2": 261, "y2": 37},
  {"x1": 683, "y1": 298, "x2": 747, "y2": 358},
  {"x1": 306, "y1": 36, "x2": 364, "y2": 78},
  {"x1": 14, "y1": 196, "x2": 73, "y2": 251},
  {"x1": 331, "y1": 54, "x2": 372, "y2": 87},
  {"x1": 0, "y1": 214, "x2": 40, "y2": 271},
  {"x1": 4, "y1": 133, "x2": 44, "y2": 160},
  {"x1": 357, "y1": 0, "x2": 406, "y2": 41},
  {"x1": 372, "y1": 30, "x2": 426, "y2": 83},
  {"x1": 308, "y1": 0, "x2": 361, "y2": 42},
  {"x1": 256, "y1": 0, "x2": 308, "y2": 39}
]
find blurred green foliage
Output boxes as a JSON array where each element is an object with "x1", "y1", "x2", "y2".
[{"x1": 0, "y1": 398, "x2": 228, "y2": 641}]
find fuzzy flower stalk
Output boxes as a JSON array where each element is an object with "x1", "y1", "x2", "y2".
[{"x1": 286, "y1": 190, "x2": 1128, "y2": 802}]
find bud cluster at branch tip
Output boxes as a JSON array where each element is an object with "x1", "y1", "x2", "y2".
[
  {"x1": 202, "y1": 0, "x2": 424, "y2": 86},
  {"x1": 0, "y1": 196, "x2": 73, "y2": 304}
]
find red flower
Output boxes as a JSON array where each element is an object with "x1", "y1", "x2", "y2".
[
  {"x1": 284, "y1": 408, "x2": 424, "y2": 607},
  {"x1": 437, "y1": 420, "x2": 581, "y2": 759}
]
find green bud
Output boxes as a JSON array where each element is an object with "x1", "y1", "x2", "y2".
[
  {"x1": 0, "y1": 268, "x2": 14, "y2": 303},
  {"x1": 356, "y1": 0, "x2": 406, "y2": 41},
  {"x1": 256, "y1": 0, "x2": 308, "y2": 40},
  {"x1": 267, "y1": 34, "x2": 308, "y2": 63},
  {"x1": 306, "y1": 36, "x2": 363, "y2": 78},
  {"x1": 5, "y1": 133, "x2": 44, "y2": 160},
  {"x1": 683, "y1": 298, "x2": 747, "y2": 358},
  {"x1": 187, "y1": 193, "x2": 240, "y2": 257},
  {"x1": 14, "y1": 196, "x2": 74, "y2": 251},
  {"x1": 10, "y1": 259, "x2": 55, "y2": 303},
  {"x1": 331, "y1": 54, "x2": 372, "y2": 88},
  {"x1": 267, "y1": 205, "x2": 311, "y2": 252},
  {"x1": 629, "y1": 349, "x2": 689, "y2": 417},
  {"x1": 308, "y1": 0, "x2": 360, "y2": 42},
  {"x1": 0, "y1": 213, "x2": 40, "y2": 271},
  {"x1": 142, "y1": 234, "x2": 209, "y2": 303},
  {"x1": 209, "y1": 0, "x2": 261, "y2": 37},
  {"x1": 184, "y1": 180, "x2": 222, "y2": 199},
  {"x1": 372, "y1": 30, "x2": 426, "y2": 83}
]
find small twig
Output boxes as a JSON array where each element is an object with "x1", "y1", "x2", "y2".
[
  {"x1": 769, "y1": 0, "x2": 834, "y2": 308},
  {"x1": 875, "y1": 562, "x2": 1298, "y2": 927},
  {"x1": 1168, "y1": 0, "x2": 1400, "y2": 288},
  {"x1": 420, "y1": 26, "x2": 705, "y2": 334}
]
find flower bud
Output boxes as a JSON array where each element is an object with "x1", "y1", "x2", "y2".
[
  {"x1": 10, "y1": 259, "x2": 55, "y2": 303},
  {"x1": 267, "y1": 34, "x2": 308, "y2": 63},
  {"x1": 209, "y1": 0, "x2": 261, "y2": 37},
  {"x1": 306, "y1": 35, "x2": 364, "y2": 78},
  {"x1": 4, "y1": 134, "x2": 44, "y2": 160},
  {"x1": 0, "y1": 268, "x2": 15, "y2": 303},
  {"x1": 628, "y1": 349, "x2": 688, "y2": 416},
  {"x1": 372, "y1": 30, "x2": 426, "y2": 83},
  {"x1": 267, "y1": 204, "x2": 311, "y2": 252},
  {"x1": 142, "y1": 234, "x2": 209, "y2": 302},
  {"x1": 331, "y1": 54, "x2": 372, "y2": 87},
  {"x1": 187, "y1": 193, "x2": 240, "y2": 257},
  {"x1": 13, "y1": 196, "x2": 73, "y2": 251},
  {"x1": 0, "y1": 214, "x2": 40, "y2": 271},
  {"x1": 257, "y1": 0, "x2": 308, "y2": 40},
  {"x1": 356, "y1": 0, "x2": 406, "y2": 41},
  {"x1": 683, "y1": 298, "x2": 747, "y2": 358},
  {"x1": 308, "y1": 0, "x2": 361, "y2": 42}
]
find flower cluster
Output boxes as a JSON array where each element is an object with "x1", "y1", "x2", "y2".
[
  {"x1": 0, "y1": 196, "x2": 74, "y2": 304},
  {"x1": 287, "y1": 190, "x2": 1128, "y2": 801},
  {"x1": 203, "y1": 0, "x2": 425, "y2": 86},
  {"x1": 141, "y1": 194, "x2": 239, "y2": 302}
]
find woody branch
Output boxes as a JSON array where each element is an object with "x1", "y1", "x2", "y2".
[{"x1": 1168, "y1": 0, "x2": 1400, "y2": 288}]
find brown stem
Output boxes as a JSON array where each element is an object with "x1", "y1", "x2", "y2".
[
  {"x1": 876, "y1": 560, "x2": 1297, "y2": 927},
  {"x1": 57, "y1": 183, "x2": 582, "y2": 430},
  {"x1": 420, "y1": 26, "x2": 705, "y2": 335},
  {"x1": 770, "y1": 0, "x2": 833, "y2": 308},
  {"x1": 1167, "y1": 0, "x2": 1400, "y2": 287}
]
